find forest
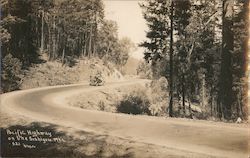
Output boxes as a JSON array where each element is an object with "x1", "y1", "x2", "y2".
[
  {"x1": 1, "y1": 0, "x2": 134, "y2": 91},
  {"x1": 139, "y1": 0, "x2": 249, "y2": 121}
]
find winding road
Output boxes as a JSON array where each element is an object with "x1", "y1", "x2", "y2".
[{"x1": 1, "y1": 79, "x2": 249, "y2": 158}]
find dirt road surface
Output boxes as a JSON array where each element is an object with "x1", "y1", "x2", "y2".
[{"x1": 1, "y1": 79, "x2": 249, "y2": 158}]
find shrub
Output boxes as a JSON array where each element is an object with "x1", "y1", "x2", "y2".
[
  {"x1": 117, "y1": 90, "x2": 150, "y2": 115},
  {"x1": 1, "y1": 54, "x2": 22, "y2": 92},
  {"x1": 98, "y1": 101, "x2": 105, "y2": 111},
  {"x1": 136, "y1": 61, "x2": 152, "y2": 79},
  {"x1": 147, "y1": 77, "x2": 169, "y2": 116}
]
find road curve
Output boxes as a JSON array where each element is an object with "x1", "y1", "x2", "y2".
[{"x1": 1, "y1": 79, "x2": 249, "y2": 158}]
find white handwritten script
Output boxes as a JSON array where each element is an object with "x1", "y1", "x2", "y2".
[{"x1": 6, "y1": 128, "x2": 66, "y2": 149}]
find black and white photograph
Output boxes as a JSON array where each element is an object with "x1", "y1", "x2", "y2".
[{"x1": 0, "y1": 0, "x2": 249, "y2": 157}]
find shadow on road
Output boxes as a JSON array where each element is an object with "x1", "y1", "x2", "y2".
[{"x1": 1, "y1": 122, "x2": 134, "y2": 158}]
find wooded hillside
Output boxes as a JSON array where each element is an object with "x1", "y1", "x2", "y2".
[
  {"x1": 140, "y1": 0, "x2": 248, "y2": 121},
  {"x1": 1, "y1": 0, "x2": 134, "y2": 92}
]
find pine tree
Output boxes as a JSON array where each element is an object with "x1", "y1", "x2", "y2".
[{"x1": 219, "y1": 0, "x2": 234, "y2": 120}]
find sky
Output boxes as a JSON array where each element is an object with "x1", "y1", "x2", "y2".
[{"x1": 103, "y1": 0, "x2": 148, "y2": 59}]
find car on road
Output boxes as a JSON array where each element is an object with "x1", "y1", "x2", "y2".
[{"x1": 89, "y1": 71, "x2": 105, "y2": 86}]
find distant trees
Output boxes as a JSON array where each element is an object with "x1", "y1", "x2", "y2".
[
  {"x1": 42, "y1": 0, "x2": 105, "y2": 61},
  {"x1": 97, "y1": 20, "x2": 119, "y2": 59},
  {"x1": 140, "y1": 0, "x2": 248, "y2": 120},
  {"x1": 97, "y1": 20, "x2": 133, "y2": 67},
  {"x1": 1, "y1": 0, "x2": 133, "y2": 65},
  {"x1": 115, "y1": 37, "x2": 135, "y2": 67}
]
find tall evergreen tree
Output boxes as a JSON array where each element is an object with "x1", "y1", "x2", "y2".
[
  {"x1": 140, "y1": 0, "x2": 248, "y2": 120},
  {"x1": 219, "y1": 0, "x2": 234, "y2": 120},
  {"x1": 169, "y1": 0, "x2": 174, "y2": 117}
]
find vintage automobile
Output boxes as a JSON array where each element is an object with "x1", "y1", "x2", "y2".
[{"x1": 89, "y1": 71, "x2": 105, "y2": 86}]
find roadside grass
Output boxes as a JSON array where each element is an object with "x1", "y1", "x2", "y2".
[
  {"x1": 69, "y1": 85, "x2": 146, "y2": 113},
  {"x1": 69, "y1": 78, "x2": 170, "y2": 117},
  {"x1": 69, "y1": 79, "x2": 170, "y2": 116},
  {"x1": 69, "y1": 77, "x2": 216, "y2": 121}
]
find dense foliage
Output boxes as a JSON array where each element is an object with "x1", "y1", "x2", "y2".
[
  {"x1": 117, "y1": 90, "x2": 151, "y2": 115},
  {"x1": 140, "y1": 0, "x2": 248, "y2": 120},
  {"x1": 1, "y1": 54, "x2": 22, "y2": 92},
  {"x1": 1, "y1": 0, "x2": 134, "y2": 92}
]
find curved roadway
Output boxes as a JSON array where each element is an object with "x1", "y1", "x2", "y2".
[{"x1": 1, "y1": 79, "x2": 249, "y2": 158}]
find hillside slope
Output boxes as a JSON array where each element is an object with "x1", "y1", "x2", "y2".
[{"x1": 21, "y1": 58, "x2": 123, "y2": 90}]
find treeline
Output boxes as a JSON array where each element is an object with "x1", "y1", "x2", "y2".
[
  {"x1": 140, "y1": 0, "x2": 248, "y2": 121},
  {"x1": 1, "y1": 0, "x2": 134, "y2": 92}
]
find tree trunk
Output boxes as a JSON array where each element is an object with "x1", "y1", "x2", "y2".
[
  {"x1": 88, "y1": 25, "x2": 92, "y2": 58},
  {"x1": 168, "y1": 0, "x2": 174, "y2": 117},
  {"x1": 62, "y1": 47, "x2": 65, "y2": 66},
  {"x1": 40, "y1": 10, "x2": 44, "y2": 53},
  {"x1": 48, "y1": 22, "x2": 51, "y2": 60},
  {"x1": 81, "y1": 36, "x2": 84, "y2": 57},
  {"x1": 188, "y1": 99, "x2": 192, "y2": 118},
  {"x1": 52, "y1": 15, "x2": 56, "y2": 60},
  {"x1": 182, "y1": 73, "x2": 186, "y2": 116},
  {"x1": 201, "y1": 73, "x2": 207, "y2": 108},
  {"x1": 93, "y1": 41, "x2": 96, "y2": 57},
  {"x1": 219, "y1": 0, "x2": 234, "y2": 120},
  {"x1": 83, "y1": 33, "x2": 87, "y2": 57},
  {"x1": 211, "y1": 96, "x2": 213, "y2": 116}
]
